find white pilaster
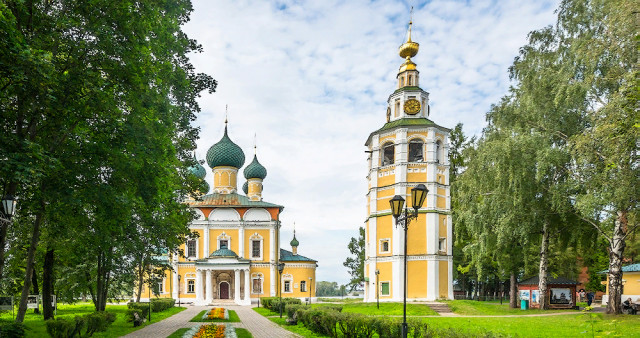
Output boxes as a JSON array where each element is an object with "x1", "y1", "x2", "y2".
[
  {"x1": 448, "y1": 258, "x2": 454, "y2": 300},
  {"x1": 205, "y1": 270, "x2": 213, "y2": 303},
  {"x1": 270, "y1": 264, "x2": 276, "y2": 296},
  {"x1": 427, "y1": 260, "x2": 438, "y2": 301},
  {"x1": 239, "y1": 227, "x2": 245, "y2": 258},
  {"x1": 244, "y1": 269, "x2": 251, "y2": 305},
  {"x1": 195, "y1": 269, "x2": 204, "y2": 305},
  {"x1": 172, "y1": 265, "x2": 179, "y2": 299},
  {"x1": 234, "y1": 269, "x2": 241, "y2": 304},
  {"x1": 269, "y1": 228, "x2": 275, "y2": 261},
  {"x1": 204, "y1": 226, "x2": 209, "y2": 258},
  {"x1": 393, "y1": 259, "x2": 401, "y2": 302}
]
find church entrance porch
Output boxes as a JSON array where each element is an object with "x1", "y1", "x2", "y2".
[{"x1": 191, "y1": 267, "x2": 251, "y2": 306}]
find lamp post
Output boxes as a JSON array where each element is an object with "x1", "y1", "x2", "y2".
[
  {"x1": 309, "y1": 277, "x2": 313, "y2": 305},
  {"x1": 177, "y1": 275, "x2": 181, "y2": 307},
  {"x1": 375, "y1": 269, "x2": 380, "y2": 310},
  {"x1": 389, "y1": 184, "x2": 428, "y2": 338},
  {"x1": 278, "y1": 262, "x2": 285, "y2": 318},
  {"x1": 257, "y1": 275, "x2": 262, "y2": 308}
]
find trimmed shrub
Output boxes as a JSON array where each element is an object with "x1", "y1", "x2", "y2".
[
  {"x1": 297, "y1": 307, "x2": 340, "y2": 337},
  {"x1": 45, "y1": 317, "x2": 85, "y2": 338},
  {"x1": 317, "y1": 304, "x2": 343, "y2": 312},
  {"x1": 372, "y1": 317, "x2": 402, "y2": 338},
  {"x1": 0, "y1": 320, "x2": 27, "y2": 338},
  {"x1": 84, "y1": 311, "x2": 116, "y2": 336},
  {"x1": 126, "y1": 308, "x2": 149, "y2": 322},
  {"x1": 150, "y1": 298, "x2": 175, "y2": 312},
  {"x1": 260, "y1": 297, "x2": 301, "y2": 312},
  {"x1": 337, "y1": 312, "x2": 374, "y2": 338}
]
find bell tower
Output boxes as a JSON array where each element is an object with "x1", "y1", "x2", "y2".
[{"x1": 363, "y1": 16, "x2": 453, "y2": 302}]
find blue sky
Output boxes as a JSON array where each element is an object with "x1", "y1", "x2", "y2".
[{"x1": 182, "y1": 0, "x2": 560, "y2": 285}]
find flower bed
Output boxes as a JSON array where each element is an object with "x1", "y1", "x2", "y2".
[
  {"x1": 202, "y1": 307, "x2": 229, "y2": 320},
  {"x1": 182, "y1": 323, "x2": 236, "y2": 338}
]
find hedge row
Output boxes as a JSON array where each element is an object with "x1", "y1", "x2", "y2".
[
  {"x1": 45, "y1": 311, "x2": 116, "y2": 338},
  {"x1": 260, "y1": 297, "x2": 301, "y2": 313},
  {"x1": 285, "y1": 305, "x2": 503, "y2": 338},
  {"x1": 128, "y1": 298, "x2": 175, "y2": 313}
]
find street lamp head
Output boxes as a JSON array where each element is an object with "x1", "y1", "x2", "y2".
[
  {"x1": 389, "y1": 195, "x2": 405, "y2": 218},
  {"x1": 411, "y1": 184, "x2": 428, "y2": 211},
  {"x1": 178, "y1": 275, "x2": 181, "y2": 281},
  {"x1": 1, "y1": 195, "x2": 16, "y2": 218},
  {"x1": 278, "y1": 262, "x2": 285, "y2": 273},
  {"x1": 375, "y1": 269, "x2": 380, "y2": 275}
]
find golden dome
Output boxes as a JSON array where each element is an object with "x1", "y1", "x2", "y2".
[
  {"x1": 399, "y1": 59, "x2": 417, "y2": 72},
  {"x1": 398, "y1": 20, "x2": 419, "y2": 59}
]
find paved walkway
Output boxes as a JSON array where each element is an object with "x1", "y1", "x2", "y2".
[{"x1": 120, "y1": 304, "x2": 299, "y2": 338}]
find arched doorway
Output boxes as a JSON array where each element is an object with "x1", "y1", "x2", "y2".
[{"x1": 219, "y1": 281, "x2": 230, "y2": 299}]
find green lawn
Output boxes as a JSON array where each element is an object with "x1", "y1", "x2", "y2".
[
  {"x1": 189, "y1": 309, "x2": 241, "y2": 322},
  {"x1": 254, "y1": 302, "x2": 640, "y2": 337},
  {"x1": 0, "y1": 302, "x2": 186, "y2": 338},
  {"x1": 316, "y1": 298, "x2": 364, "y2": 303},
  {"x1": 314, "y1": 302, "x2": 439, "y2": 316},
  {"x1": 443, "y1": 300, "x2": 580, "y2": 315}
]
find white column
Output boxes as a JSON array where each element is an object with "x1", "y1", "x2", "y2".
[
  {"x1": 206, "y1": 270, "x2": 213, "y2": 303},
  {"x1": 427, "y1": 260, "x2": 438, "y2": 301},
  {"x1": 204, "y1": 226, "x2": 209, "y2": 257},
  {"x1": 244, "y1": 269, "x2": 251, "y2": 305},
  {"x1": 195, "y1": 269, "x2": 204, "y2": 304},
  {"x1": 172, "y1": 264, "x2": 179, "y2": 299},
  {"x1": 270, "y1": 264, "x2": 276, "y2": 296},
  {"x1": 234, "y1": 269, "x2": 241, "y2": 304},
  {"x1": 239, "y1": 227, "x2": 245, "y2": 258}
]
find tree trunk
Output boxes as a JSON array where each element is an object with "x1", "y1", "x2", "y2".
[
  {"x1": 538, "y1": 220, "x2": 550, "y2": 310},
  {"x1": 16, "y1": 207, "x2": 44, "y2": 322},
  {"x1": 606, "y1": 210, "x2": 627, "y2": 315},
  {"x1": 31, "y1": 269, "x2": 40, "y2": 314},
  {"x1": 510, "y1": 271, "x2": 518, "y2": 308},
  {"x1": 42, "y1": 248, "x2": 55, "y2": 320},
  {"x1": 136, "y1": 263, "x2": 144, "y2": 302}
]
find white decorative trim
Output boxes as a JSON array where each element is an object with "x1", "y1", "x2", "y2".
[
  {"x1": 251, "y1": 272, "x2": 265, "y2": 294},
  {"x1": 379, "y1": 238, "x2": 391, "y2": 254},
  {"x1": 209, "y1": 208, "x2": 241, "y2": 221},
  {"x1": 282, "y1": 273, "x2": 293, "y2": 293},
  {"x1": 243, "y1": 208, "x2": 271, "y2": 221},
  {"x1": 217, "y1": 232, "x2": 231, "y2": 250}
]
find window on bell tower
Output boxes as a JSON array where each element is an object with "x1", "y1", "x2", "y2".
[
  {"x1": 409, "y1": 140, "x2": 424, "y2": 162},
  {"x1": 408, "y1": 75, "x2": 413, "y2": 86},
  {"x1": 381, "y1": 143, "x2": 394, "y2": 166},
  {"x1": 436, "y1": 140, "x2": 442, "y2": 163}
]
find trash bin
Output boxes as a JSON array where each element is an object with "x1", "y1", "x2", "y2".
[{"x1": 521, "y1": 299, "x2": 529, "y2": 310}]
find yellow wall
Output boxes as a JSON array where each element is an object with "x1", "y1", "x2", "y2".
[
  {"x1": 208, "y1": 229, "x2": 239, "y2": 254},
  {"x1": 281, "y1": 265, "x2": 316, "y2": 298},
  {"x1": 407, "y1": 172, "x2": 427, "y2": 182},
  {"x1": 408, "y1": 261, "x2": 427, "y2": 298},
  {"x1": 376, "y1": 189, "x2": 394, "y2": 211},
  {"x1": 606, "y1": 271, "x2": 640, "y2": 295},
  {"x1": 377, "y1": 170, "x2": 395, "y2": 187},
  {"x1": 439, "y1": 261, "x2": 449, "y2": 298},
  {"x1": 376, "y1": 216, "x2": 393, "y2": 256},
  {"x1": 376, "y1": 261, "x2": 393, "y2": 298},
  {"x1": 250, "y1": 266, "x2": 272, "y2": 298},
  {"x1": 244, "y1": 229, "x2": 271, "y2": 261},
  {"x1": 407, "y1": 214, "x2": 426, "y2": 255}
]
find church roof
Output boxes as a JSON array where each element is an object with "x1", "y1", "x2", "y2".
[
  {"x1": 280, "y1": 248, "x2": 317, "y2": 262},
  {"x1": 365, "y1": 117, "x2": 450, "y2": 146},
  {"x1": 210, "y1": 248, "x2": 238, "y2": 258},
  {"x1": 187, "y1": 192, "x2": 283, "y2": 210},
  {"x1": 600, "y1": 263, "x2": 640, "y2": 273}
]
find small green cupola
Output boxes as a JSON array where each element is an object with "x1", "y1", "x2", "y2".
[
  {"x1": 242, "y1": 181, "x2": 249, "y2": 194},
  {"x1": 290, "y1": 229, "x2": 299, "y2": 255},
  {"x1": 188, "y1": 154, "x2": 207, "y2": 180},
  {"x1": 244, "y1": 155, "x2": 267, "y2": 180}
]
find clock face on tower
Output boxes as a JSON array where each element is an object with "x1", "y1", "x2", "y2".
[{"x1": 403, "y1": 99, "x2": 421, "y2": 115}]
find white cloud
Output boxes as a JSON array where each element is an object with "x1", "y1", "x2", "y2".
[{"x1": 183, "y1": 0, "x2": 560, "y2": 284}]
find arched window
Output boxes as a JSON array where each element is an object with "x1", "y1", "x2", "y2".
[
  {"x1": 408, "y1": 75, "x2": 413, "y2": 86},
  {"x1": 408, "y1": 140, "x2": 424, "y2": 162},
  {"x1": 381, "y1": 142, "x2": 394, "y2": 166},
  {"x1": 435, "y1": 140, "x2": 442, "y2": 163}
]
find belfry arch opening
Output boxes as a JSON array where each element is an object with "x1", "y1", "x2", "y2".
[
  {"x1": 408, "y1": 139, "x2": 424, "y2": 162},
  {"x1": 381, "y1": 142, "x2": 395, "y2": 166}
]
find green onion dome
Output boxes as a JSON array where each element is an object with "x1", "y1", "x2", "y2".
[
  {"x1": 188, "y1": 156, "x2": 207, "y2": 180},
  {"x1": 290, "y1": 232, "x2": 299, "y2": 247},
  {"x1": 206, "y1": 126, "x2": 245, "y2": 169},
  {"x1": 242, "y1": 181, "x2": 248, "y2": 194},
  {"x1": 243, "y1": 155, "x2": 267, "y2": 180}
]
